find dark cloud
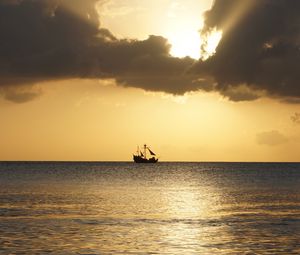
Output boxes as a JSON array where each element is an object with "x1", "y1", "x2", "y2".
[
  {"x1": 0, "y1": 0, "x2": 299, "y2": 103},
  {"x1": 0, "y1": 85, "x2": 42, "y2": 103},
  {"x1": 219, "y1": 85, "x2": 262, "y2": 102},
  {"x1": 256, "y1": 130, "x2": 288, "y2": 146},
  {"x1": 197, "y1": 0, "x2": 300, "y2": 101},
  {"x1": 0, "y1": 0, "x2": 199, "y2": 102}
]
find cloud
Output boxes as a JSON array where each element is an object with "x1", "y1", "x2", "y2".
[
  {"x1": 256, "y1": 130, "x2": 288, "y2": 146},
  {"x1": 197, "y1": 0, "x2": 300, "y2": 101},
  {"x1": 291, "y1": 113, "x2": 300, "y2": 124},
  {"x1": 0, "y1": 0, "x2": 300, "y2": 103},
  {"x1": 0, "y1": 85, "x2": 42, "y2": 103},
  {"x1": 0, "y1": 0, "x2": 202, "y2": 102},
  {"x1": 219, "y1": 84, "x2": 263, "y2": 102}
]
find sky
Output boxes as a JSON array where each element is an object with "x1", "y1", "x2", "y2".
[{"x1": 0, "y1": 0, "x2": 300, "y2": 161}]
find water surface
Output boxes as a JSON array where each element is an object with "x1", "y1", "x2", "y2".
[{"x1": 0, "y1": 162, "x2": 299, "y2": 254}]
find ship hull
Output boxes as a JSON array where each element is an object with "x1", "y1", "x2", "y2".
[{"x1": 133, "y1": 155, "x2": 158, "y2": 163}]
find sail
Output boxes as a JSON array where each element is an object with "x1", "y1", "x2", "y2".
[
  {"x1": 140, "y1": 152, "x2": 144, "y2": 157},
  {"x1": 148, "y1": 148, "x2": 156, "y2": 156}
]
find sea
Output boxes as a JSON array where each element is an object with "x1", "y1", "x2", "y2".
[{"x1": 0, "y1": 162, "x2": 299, "y2": 255}]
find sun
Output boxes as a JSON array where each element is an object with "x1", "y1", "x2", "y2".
[
  {"x1": 163, "y1": 2, "x2": 204, "y2": 60},
  {"x1": 167, "y1": 28, "x2": 222, "y2": 60},
  {"x1": 167, "y1": 29, "x2": 202, "y2": 60},
  {"x1": 97, "y1": 0, "x2": 219, "y2": 60},
  {"x1": 163, "y1": 2, "x2": 222, "y2": 60}
]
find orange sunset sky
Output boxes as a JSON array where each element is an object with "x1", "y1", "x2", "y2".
[{"x1": 0, "y1": 0, "x2": 300, "y2": 161}]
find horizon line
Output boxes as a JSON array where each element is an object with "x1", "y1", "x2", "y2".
[{"x1": 0, "y1": 160, "x2": 299, "y2": 164}]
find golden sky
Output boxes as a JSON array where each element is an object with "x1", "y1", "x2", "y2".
[
  {"x1": 0, "y1": 0, "x2": 299, "y2": 161},
  {"x1": 1, "y1": 79, "x2": 299, "y2": 162},
  {"x1": 97, "y1": 0, "x2": 213, "y2": 59}
]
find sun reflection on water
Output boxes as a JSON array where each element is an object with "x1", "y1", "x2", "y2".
[{"x1": 1, "y1": 162, "x2": 300, "y2": 254}]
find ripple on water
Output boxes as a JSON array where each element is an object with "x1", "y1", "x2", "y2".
[{"x1": 0, "y1": 162, "x2": 300, "y2": 254}]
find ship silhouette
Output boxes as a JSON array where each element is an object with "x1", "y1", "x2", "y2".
[{"x1": 133, "y1": 144, "x2": 158, "y2": 163}]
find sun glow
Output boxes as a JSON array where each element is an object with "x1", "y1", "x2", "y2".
[
  {"x1": 97, "y1": 0, "x2": 214, "y2": 60},
  {"x1": 167, "y1": 28, "x2": 223, "y2": 60},
  {"x1": 167, "y1": 29, "x2": 202, "y2": 60},
  {"x1": 163, "y1": 1, "x2": 205, "y2": 60},
  {"x1": 201, "y1": 29, "x2": 223, "y2": 60}
]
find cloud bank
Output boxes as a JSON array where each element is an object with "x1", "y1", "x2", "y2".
[{"x1": 0, "y1": 0, "x2": 299, "y2": 103}]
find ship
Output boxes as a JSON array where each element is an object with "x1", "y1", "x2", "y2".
[{"x1": 133, "y1": 144, "x2": 158, "y2": 163}]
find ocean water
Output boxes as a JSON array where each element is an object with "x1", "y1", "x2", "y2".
[{"x1": 0, "y1": 162, "x2": 300, "y2": 255}]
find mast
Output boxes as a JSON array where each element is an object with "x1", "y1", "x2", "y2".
[{"x1": 144, "y1": 144, "x2": 147, "y2": 159}]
